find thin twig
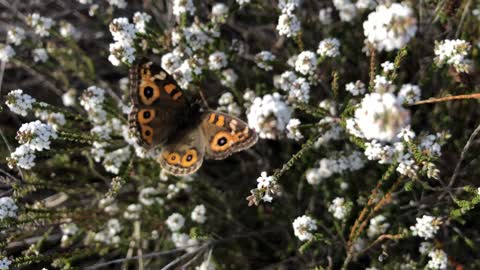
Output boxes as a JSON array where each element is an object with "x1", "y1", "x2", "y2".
[{"x1": 411, "y1": 93, "x2": 480, "y2": 105}]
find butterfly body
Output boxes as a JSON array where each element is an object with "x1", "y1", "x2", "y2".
[{"x1": 129, "y1": 60, "x2": 257, "y2": 176}]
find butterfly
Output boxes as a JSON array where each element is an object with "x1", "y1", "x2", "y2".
[{"x1": 128, "y1": 60, "x2": 258, "y2": 176}]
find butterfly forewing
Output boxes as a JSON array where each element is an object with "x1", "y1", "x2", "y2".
[{"x1": 129, "y1": 61, "x2": 188, "y2": 149}]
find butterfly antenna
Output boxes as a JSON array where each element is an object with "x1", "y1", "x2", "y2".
[{"x1": 198, "y1": 88, "x2": 211, "y2": 110}]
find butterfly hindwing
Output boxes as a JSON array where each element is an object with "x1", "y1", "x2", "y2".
[
  {"x1": 157, "y1": 128, "x2": 205, "y2": 176},
  {"x1": 201, "y1": 111, "x2": 258, "y2": 160},
  {"x1": 129, "y1": 61, "x2": 188, "y2": 149}
]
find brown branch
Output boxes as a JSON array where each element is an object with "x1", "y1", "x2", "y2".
[{"x1": 411, "y1": 93, "x2": 480, "y2": 105}]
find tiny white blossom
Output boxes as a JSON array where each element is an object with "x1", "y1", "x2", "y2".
[
  {"x1": 62, "y1": 89, "x2": 76, "y2": 107},
  {"x1": 8, "y1": 145, "x2": 36, "y2": 169},
  {"x1": 0, "y1": 197, "x2": 18, "y2": 219},
  {"x1": 16, "y1": 121, "x2": 58, "y2": 151},
  {"x1": 410, "y1": 215, "x2": 441, "y2": 239},
  {"x1": 27, "y1": 13, "x2": 55, "y2": 37},
  {"x1": 173, "y1": 0, "x2": 196, "y2": 17},
  {"x1": 427, "y1": 249, "x2": 448, "y2": 269},
  {"x1": 345, "y1": 80, "x2": 366, "y2": 96},
  {"x1": 107, "y1": 0, "x2": 127, "y2": 8},
  {"x1": 295, "y1": 51, "x2": 318, "y2": 75},
  {"x1": 103, "y1": 147, "x2": 131, "y2": 174},
  {"x1": 212, "y1": 3, "x2": 229, "y2": 23},
  {"x1": 7, "y1": 26, "x2": 26, "y2": 46},
  {"x1": 0, "y1": 258, "x2": 12, "y2": 270},
  {"x1": 139, "y1": 187, "x2": 163, "y2": 206},
  {"x1": 247, "y1": 93, "x2": 292, "y2": 140},
  {"x1": 191, "y1": 204, "x2": 207, "y2": 224},
  {"x1": 33, "y1": 48, "x2": 49, "y2": 63},
  {"x1": 292, "y1": 215, "x2": 317, "y2": 241},
  {"x1": 286, "y1": 118, "x2": 303, "y2": 140},
  {"x1": 328, "y1": 197, "x2": 351, "y2": 221},
  {"x1": 208, "y1": 51, "x2": 228, "y2": 70},
  {"x1": 5, "y1": 89, "x2": 36, "y2": 116},
  {"x1": 318, "y1": 7, "x2": 333, "y2": 25},
  {"x1": 434, "y1": 39, "x2": 472, "y2": 73},
  {"x1": 367, "y1": 215, "x2": 390, "y2": 238},
  {"x1": 276, "y1": 13, "x2": 301, "y2": 37},
  {"x1": 381, "y1": 61, "x2": 394, "y2": 72},
  {"x1": 255, "y1": 51, "x2": 276, "y2": 71},
  {"x1": 166, "y1": 213, "x2": 185, "y2": 232},
  {"x1": 221, "y1": 68, "x2": 238, "y2": 88},
  {"x1": 0, "y1": 44, "x2": 15, "y2": 62},
  {"x1": 133, "y1": 12, "x2": 152, "y2": 34},
  {"x1": 398, "y1": 84, "x2": 421, "y2": 104},
  {"x1": 363, "y1": 3, "x2": 417, "y2": 52},
  {"x1": 317, "y1": 38, "x2": 341, "y2": 58}
]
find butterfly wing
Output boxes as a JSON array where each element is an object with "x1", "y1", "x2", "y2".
[
  {"x1": 129, "y1": 61, "x2": 188, "y2": 149},
  {"x1": 201, "y1": 111, "x2": 258, "y2": 160},
  {"x1": 157, "y1": 128, "x2": 205, "y2": 176}
]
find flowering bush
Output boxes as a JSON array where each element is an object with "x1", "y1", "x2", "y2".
[{"x1": 1, "y1": 0, "x2": 480, "y2": 269}]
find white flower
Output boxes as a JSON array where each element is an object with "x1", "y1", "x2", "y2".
[
  {"x1": 7, "y1": 26, "x2": 25, "y2": 46},
  {"x1": 109, "y1": 41, "x2": 135, "y2": 66},
  {"x1": 434, "y1": 39, "x2": 472, "y2": 73},
  {"x1": 103, "y1": 147, "x2": 131, "y2": 174},
  {"x1": 95, "y1": 218, "x2": 122, "y2": 245},
  {"x1": 345, "y1": 80, "x2": 366, "y2": 96},
  {"x1": 107, "y1": 0, "x2": 127, "y2": 8},
  {"x1": 288, "y1": 77, "x2": 310, "y2": 103},
  {"x1": 173, "y1": 0, "x2": 196, "y2": 17},
  {"x1": 278, "y1": 71, "x2": 297, "y2": 91},
  {"x1": 317, "y1": 38, "x2": 340, "y2": 57},
  {"x1": 352, "y1": 92, "x2": 410, "y2": 141},
  {"x1": 328, "y1": 197, "x2": 351, "y2": 221},
  {"x1": 5, "y1": 89, "x2": 36, "y2": 116},
  {"x1": 161, "y1": 52, "x2": 182, "y2": 74},
  {"x1": 124, "y1": 203, "x2": 142, "y2": 220},
  {"x1": 367, "y1": 215, "x2": 390, "y2": 238},
  {"x1": 184, "y1": 23, "x2": 211, "y2": 51},
  {"x1": 191, "y1": 204, "x2": 207, "y2": 224},
  {"x1": 278, "y1": 0, "x2": 301, "y2": 14},
  {"x1": 236, "y1": 0, "x2": 250, "y2": 6},
  {"x1": 80, "y1": 86, "x2": 107, "y2": 123},
  {"x1": 33, "y1": 48, "x2": 48, "y2": 63},
  {"x1": 171, "y1": 232, "x2": 199, "y2": 252},
  {"x1": 420, "y1": 134, "x2": 442, "y2": 157},
  {"x1": 255, "y1": 51, "x2": 276, "y2": 71},
  {"x1": 0, "y1": 258, "x2": 12, "y2": 270},
  {"x1": 27, "y1": 13, "x2": 54, "y2": 37},
  {"x1": 212, "y1": 3, "x2": 229, "y2": 23},
  {"x1": 276, "y1": 13, "x2": 301, "y2": 37},
  {"x1": 60, "y1": 223, "x2": 79, "y2": 243},
  {"x1": 295, "y1": 51, "x2": 317, "y2": 75},
  {"x1": 381, "y1": 61, "x2": 395, "y2": 72},
  {"x1": 333, "y1": 1, "x2": 357, "y2": 22},
  {"x1": 410, "y1": 215, "x2": 441, "y2": 239},
  {"x1": 133, "y1": 12, "x2": 152, "y2": 34},
  {"x1": 396, "y1": 155, "x2": 418, "y2": 179},
  {"x1": 427, "y1": 249, "x2": 448, "y2": 269},
  {"x1": 0, "y1": 197, "x2": 18, "y2": 219},
  {"x1": 305, "y1": 168, "x2": 322, "y2": 185},
  {"x1": 221, "y1": 68, "x2": 238, "y2": 88},
  {"x1": 419, "y1": 241, "x2": 434, "y2": 254},
  {"x1": 247, "y1": 93, "x2": 292, "y2": 140},
  {"x1": 208, "y1": 51, "x2": 228, "y2": 70},
  {"x1": 166, "y1": 213, "x2": 185, "y2": 232},
  {"x1": 286, "y1": 118, "x2": 303, "y2": 140},
  {"x1": 108, "y1": 18, "x2": 137, "y2": 66},
  {"x1": 398, "y1": 84, "x2": 421, "y2": 104},
  {"x1": 59, "y1": 22, "x2": 79, "y2": 38},
  {"x1": 16, "y1": 121, "x2": 58, "y2": 151},
  {"x1": 218, "y1": 92, "x2": 234, "y2": 106},
  {"x1": 139, "y1": 187, "x2": 163, "y2": 206},
  {"x1": 62, "y1": 89, "x2": 76, "y2": 107},
  {"x1": 397, "y1": 126, "x2": 415, "y2": 142},
  {"x1": 0, "y1": 44, "x2": 15, "y2": 62},
  {"x1": 364, "y1": 140, "x2": 394, "y2": 164},
  {"x1": 318, "y1": 7, "x2": 333, "y2": 25},
  {"x1": 373, "y1": 75, "x2": 395, "y2": 93},
  {"x1": 363, "y1": 3, "x2": 417, "y2": 51},
  {"x1": 8, "y1": 145, "x2": 36, "y2": 169},
  {"x1": 256, "y1": 171, "x2": 273, "y2": 190},
  {"x1": 356, "y1": 0, "x2": 376, "y2": 10},
  {"x1": 292, "y1": 215, "x2": 317, "y2": 241}
]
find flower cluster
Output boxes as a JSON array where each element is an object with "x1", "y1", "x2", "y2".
[
  {"x1": 247, "y1": 93, "x2": 292, "y2": 140},
  {"x1": 410, "y1": 215, "x2": 441, "y2": 239},
  {"x1": 434, "y1": 39, "x2": 472, "y2": 73},
  {"x1": 363, "y1": 3, "x2": 417, "y2": 52},
  {"x1": 292, "y1": 215, "x2": 317, "y2": 241},
  {"x1": 0, "y1": 197, "x2": 17, "y2": 220}
]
